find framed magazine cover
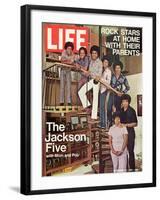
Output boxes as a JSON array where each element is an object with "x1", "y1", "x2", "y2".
[{"x1": 20, "y1": 4, "x2": 156, "y2": 195}]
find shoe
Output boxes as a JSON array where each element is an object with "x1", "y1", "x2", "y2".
[
  {"x1": 60, "y1": 103, "x2": 64, "y2": 106},
  {"x1": 101, "y1": 127, "x2": 106, "y2": 129},
  {"x1": 68, "y1": 103, "x2": 72, "y2": 106},
  {"x1": 128, "y1": 169, "x2": 136, "y2": 172},
  {"x1": 81, "y1": 107, "x2": 91, "y2": 114}
]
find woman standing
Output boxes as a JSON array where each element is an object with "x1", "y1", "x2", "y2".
[{"x1": 109, "y1": 112, "x2": 128, "y2": 173}]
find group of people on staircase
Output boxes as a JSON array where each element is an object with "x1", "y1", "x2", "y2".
[{"x1": 59, "y1": 41, "x2": 138, "y2": 173}]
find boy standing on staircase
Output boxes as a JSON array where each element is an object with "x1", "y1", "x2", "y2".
[
  {"x1": 78, "y1": 45, "x2": 103, "y2": 120},
  {"x1": 99, "y1": 55, "x2": 112, "y2": 129},
  {"x1": 60, "y1": 41, "x2": 75, "y2": 106},
  {"x1": 108, "y1": 60, "x2": 130, "y2": 126}
]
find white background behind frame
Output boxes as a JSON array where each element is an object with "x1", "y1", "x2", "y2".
[
  {"x1": 31, "y1": 9, "x2": 153, "y2": 190},
  {"x1": 0, "y1": 0, "x2": 159, "y2": 199}
]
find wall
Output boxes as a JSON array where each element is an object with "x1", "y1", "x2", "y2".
[{"x1": 127, "y1": 73, "x2": 142, "y2": 158}]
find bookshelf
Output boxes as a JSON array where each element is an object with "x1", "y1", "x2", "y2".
[{"x1": 42, "y1": 111, "x2": 91, "y2": 176}]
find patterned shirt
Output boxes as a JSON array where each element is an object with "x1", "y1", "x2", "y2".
[
  {"x1": 89, "y1": 58, "x2": 103, "y2": 77},
  {"x1": 111, "y1": 73, "x2": 130, "y2": 93},
  {"x1": 76, "y1": 56, "x2": 89, "y2": 68},
  {"x1": 76, "y1": 56, "x2": 89, "y2": 78}
]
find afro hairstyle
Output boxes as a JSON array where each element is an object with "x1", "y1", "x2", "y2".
[
  {"x1": 113, "y1": 60, "x2": 124, "y2": 71},
  {"x1": 121, "y1": 94, "x2": 131, "y2": 104},
  {"x1": 90, "y1": 45, "x2": 100, "y2": 57},
  {"x1": 102, "y1": 55, "x2": 112, "y2": 66},
  {"x1": 64, "y1": 41, "x2": 74, "y2": 50}
]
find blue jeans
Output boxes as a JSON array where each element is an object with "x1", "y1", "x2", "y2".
[
  {"x1": 107, "y1": 93, "x2": 113, "y2": 126},
  {"x1": 99, "y1": 91, "x2": 108, "y2": 128}
]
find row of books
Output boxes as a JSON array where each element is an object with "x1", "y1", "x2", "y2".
[
  {"x1": 46, "y1": 148, "x2": 88, "y2": 170},
  {"x1": 46, "y1": 157, "x2": 69, "y2": 170}
]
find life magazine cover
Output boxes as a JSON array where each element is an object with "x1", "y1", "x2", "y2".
[{"x1": 42, "y1": 23, "x2": 142, "y2": 176}]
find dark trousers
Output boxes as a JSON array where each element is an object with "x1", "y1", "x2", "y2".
[
  {"x1": 127, "y1": 129, "x2": 135, "y2": 170},
  {"x1": 114, "y1": 95, "x2": 121, "y2": 111},
  {"x1": 108, "y1": 93, "x2": 122, "y2": 125},
  {"x1": 99, "y1": 91, "x2": 107, "y2": 128}
]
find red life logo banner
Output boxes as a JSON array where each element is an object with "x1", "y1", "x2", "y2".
[{"x1": 44, "y1": 24, "x2": 89, "y2": 53}]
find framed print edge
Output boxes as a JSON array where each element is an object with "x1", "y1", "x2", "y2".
[
  {"x1": 20, "y1": 4, "x2": 156, "y2": 195},
  {"x1": 152, "y1": 12, "x2": 156, "y2": 188},
  {"x1": 20, "y1": 5, "x2": 32, "y2": 195}
]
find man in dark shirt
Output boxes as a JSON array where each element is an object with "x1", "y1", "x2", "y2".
[{"x1": 120, "y1": 94, "x2": 138, "y2": 171}]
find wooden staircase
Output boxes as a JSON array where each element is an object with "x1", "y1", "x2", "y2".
[{"x1": 92, "y1": 129, "x2": 113, "y2": 173}]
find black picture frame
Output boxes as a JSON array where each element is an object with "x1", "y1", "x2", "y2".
[{"x1": 21, "y1": 4, "x2": 156, "y2": 195}]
